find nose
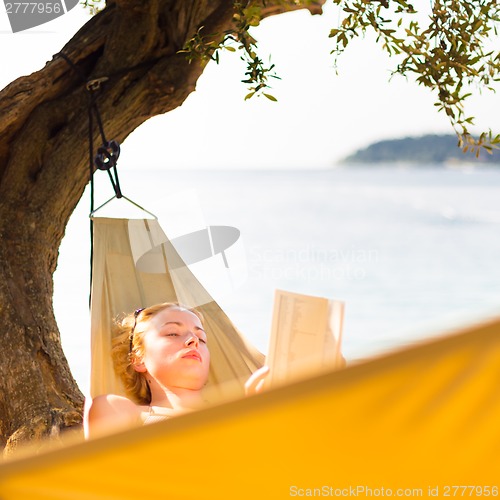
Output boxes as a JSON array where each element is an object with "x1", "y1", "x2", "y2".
[{"x1": 185, "y1": 334, "x2": 199, "y2": 347}]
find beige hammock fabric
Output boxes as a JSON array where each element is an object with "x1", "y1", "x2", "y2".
[{"x1": 89, "y1": 217, "x2": 265, "y2": 400}]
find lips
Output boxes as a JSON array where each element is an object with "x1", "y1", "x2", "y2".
[{"x1": 181, "y1": 350, "x2": 202, "y2": 362}]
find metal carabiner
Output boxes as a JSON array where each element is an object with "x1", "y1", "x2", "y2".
[{"x1": 86, "y1": 77, "x2": 109, "y2": 92}]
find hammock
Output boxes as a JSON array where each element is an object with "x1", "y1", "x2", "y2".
[
  {"x1": 89, "y1": 216, "x2": 265, "y2": 400},
  {"x1": 1, "y1": 315, "x2": 499, "y2": 498}
]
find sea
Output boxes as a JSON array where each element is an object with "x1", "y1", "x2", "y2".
[{"x1": 54, "y1": 165, "x2": 500, "y2": 394}]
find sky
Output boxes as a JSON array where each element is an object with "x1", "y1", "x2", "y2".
[{"x1": 2, "y1": 2, "x2": 499, "y2": 170}]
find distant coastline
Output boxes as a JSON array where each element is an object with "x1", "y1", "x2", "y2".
[{"x1": 341, "y1": 134, "x2": 500, "y2": 166}]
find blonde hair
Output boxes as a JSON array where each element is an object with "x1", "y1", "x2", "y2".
[{"x1": 111, "y1": 302, "x2": 204, "y2": 405}]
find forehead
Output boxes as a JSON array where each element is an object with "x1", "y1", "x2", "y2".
[{"x1": 151, "y1": 307, "x2": 203, "y2": 328}]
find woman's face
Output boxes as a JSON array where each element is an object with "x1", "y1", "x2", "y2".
[{"x1": 136, "y1": 307, "x2": 210, "y2": 391}]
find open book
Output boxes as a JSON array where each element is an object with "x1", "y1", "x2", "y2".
[{"x1": 265, "y1": 289, "x2": 345, "y2": 388}]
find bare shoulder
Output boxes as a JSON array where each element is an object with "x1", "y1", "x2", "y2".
[
  {"x1": 90, "y1": 394, "x2": 139, "y2": 416},
  {"x1": 86, "y1": 394, "x2": 142, "y2": 438}
]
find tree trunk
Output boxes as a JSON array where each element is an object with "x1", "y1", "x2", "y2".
[{"x1": 0, "y1": 0, "x2": 323, "y2": 453}]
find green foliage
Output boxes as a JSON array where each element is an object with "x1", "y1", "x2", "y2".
[
  {"x1": 329, "y1": 0, "x2": 500, "y2": 155},
  {"x1": 180, "y1": 2, "x2": 280, "y2": 101},
  {"x1": 80, "y1": 0, "x2": 104, "y2": 15},
  {"x1": 231, "y1": 3, "x2": 280, "y2": 101},
  {"x1": 83, "y1": 0, "x2": 500, "y2": 146}
]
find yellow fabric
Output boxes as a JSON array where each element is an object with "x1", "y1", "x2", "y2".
[
  {"x1": 89, "y1": 217, "x2": 264, "y2": 399},
  {"x1": 1, "y1": 316, "x2": 499, "y2": 498}
]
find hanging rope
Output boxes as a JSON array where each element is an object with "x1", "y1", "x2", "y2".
[
  {"x1": 55, "y1": 52, "x2": 158, "y2": 308},
  {"x1": 56, "y1": 52, "x2": 123, "y2": 305},
  {"x1": 56, "y1": 52, "x2": 123, "y2": 198},
  {"x1": 86, "y1": 77, "x2": 122, "y2": 199}
]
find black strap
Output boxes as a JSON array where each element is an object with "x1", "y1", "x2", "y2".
[
  {"x1": 56, "y1": 52, "x2": 123, "y2": 199},
  {"x1": 56, "y1": 51, "x2": 123, "y2": 306}
]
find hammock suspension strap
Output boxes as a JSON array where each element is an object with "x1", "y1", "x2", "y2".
[
  {"x1": 55, "y1": 52, "x2": 123, "y2": 203},
  {"x1": 55, "y1": 52, "x2": 125, "y2": 306},
  {"x1": 86, "y1": 78, "x2": 122, "y2": 201}
]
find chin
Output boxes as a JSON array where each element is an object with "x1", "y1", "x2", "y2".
[{"x1": 181, "y1": 375, "x2": 209, "y2": 391}]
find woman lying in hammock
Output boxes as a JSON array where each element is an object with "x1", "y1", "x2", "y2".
[{"x1": 86, "y1": 302, "x2": 268, "y2": 438}]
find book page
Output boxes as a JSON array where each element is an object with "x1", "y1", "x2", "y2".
[{"x1": 266, "y1": 289, "x2": 344, "y2": 388}]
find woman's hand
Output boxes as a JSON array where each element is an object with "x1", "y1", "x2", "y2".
[{"x1": 245, "y1": 366, "x2": 270, "y2": 395}]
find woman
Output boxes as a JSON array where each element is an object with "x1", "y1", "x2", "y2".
[{"x1": 86, "y1": 302, "x2": 268, "y2": 437}]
